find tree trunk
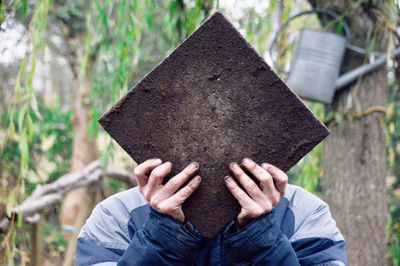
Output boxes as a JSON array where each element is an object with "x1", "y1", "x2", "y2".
[
  {"x1": 30, "y1": 211, "x2": 44, "y2": 266},
  {"x1": 63, "y1": 194, "x2": 90, "y2": 266},
  {"x1": 307, "y1": 1, "x2": 390, "y2": 265},
  {"x1": 60, "y1": 47, "x2": 96, "y2": 239}
]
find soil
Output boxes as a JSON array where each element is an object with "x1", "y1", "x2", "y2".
[{"x1": 99, "y1": 11, "x2": 329, "y2": 238}]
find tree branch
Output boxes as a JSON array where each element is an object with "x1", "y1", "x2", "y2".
[
  {"x1": 106, "y1": 168, "x2": 137, "y2": 187},
  {"x1": 0, "y1": 161, "x2": 136, "y2": 233}
]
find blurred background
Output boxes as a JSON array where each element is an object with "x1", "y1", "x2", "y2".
[{"x1": 0, "y1": 0, "x2": 399, "y2": 265}]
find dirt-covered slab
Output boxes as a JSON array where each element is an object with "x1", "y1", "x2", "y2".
[{"x1": 99, "y1": 11, "x2": 329, "y2": 238}]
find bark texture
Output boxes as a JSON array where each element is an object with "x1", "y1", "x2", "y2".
[
  {"x1": 307, "y1": 1, "x2": 389, "y2": 265},
  {"x1": 60, "y1": 52, "x2": 97, "y2": 235}
]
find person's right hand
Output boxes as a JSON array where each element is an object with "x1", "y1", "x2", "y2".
[
  {"x1": 134, "y1": 158, "x2": 202, "y2": 223},
  {"x1": 225, "y1": 158, "x2": 287, "y2": 229}
]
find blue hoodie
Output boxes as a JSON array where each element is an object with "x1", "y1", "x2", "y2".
[{"x1": 75, "y1": 184, "x2": 347, "y2": 265}]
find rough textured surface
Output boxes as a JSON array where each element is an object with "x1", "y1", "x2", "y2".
[
  {"x1": 309, "y1": 1, "x2": 388, "y2": 265},
  {"x1": 99, "y1": 12, "x2": 329, "y2": 238}
]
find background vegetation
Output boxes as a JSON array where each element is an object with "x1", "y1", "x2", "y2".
[{"x1": 0, "y1": 0, "x2": 399, "y2": 265}]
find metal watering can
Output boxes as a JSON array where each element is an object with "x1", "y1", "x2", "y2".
[{"x1": 270, "y1": 9, "x2": 400, "y2": 104}]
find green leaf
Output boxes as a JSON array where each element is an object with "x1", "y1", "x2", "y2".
[
  {"x1": 6, "y1": 192, "x2": 16, "y2": 217},
  {"x1": 27, "y1": 114, "x2": 34, "y2": 144},
  {"x1": 27, "y1": 56, "x2": 36, "y2": 92},
  {"x1": 19, "y1": 130, "x2": 29, "y2": 168},
  {"x1": 336, "y1": 22, "x2": 343, "y2": 35},
  {"x1": 18, "y1": 105, "x2": 27, "y2": 132},
  {"x1": 21, "y1": 0, "x2": 27, "y2": 18},
  {"x1": 31, "y1": 94, "x2": 42, "y2": 120},
  {"x1": 89, "y1": 108, "x2": 99, "y2": 138},
  {"x1": 8, "y1": 113, "x2": 16, "y2": 140},
  {"x1": 325, "y1": 112, "x2": 334, "y2": 122},
  {"x1": 17, "y1": 212, "x2": 23, "y2": 228}
]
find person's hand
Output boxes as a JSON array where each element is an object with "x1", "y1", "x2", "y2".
[
  {"x1": 225, "y1": 158, "x2": 288, "y2": 228},
  {"x1": 134, "y1": 158, "x2": 201, "y2": 222}
]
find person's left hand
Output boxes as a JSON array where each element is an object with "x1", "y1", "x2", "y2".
[{"x1": 224, "y1": 158, "x2": 288, "y2": 228}]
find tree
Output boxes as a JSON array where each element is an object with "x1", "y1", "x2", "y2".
[
  {"x1": 6, "y1": 0, "x2": 393, "y2": 264},
  {"x1": 307, "y1": 1, "x2": 395, "y2": 265}
]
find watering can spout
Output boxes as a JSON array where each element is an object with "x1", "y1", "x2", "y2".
[
  {"x1": 269, "y1": 8, "x2": 400, "y2": 104},
  {"x1": 335, "y1": 47, "x2": 400, "y2": 90},
  {"x1": 286, "y1": 35, "x2": 400, "y2": 104}
]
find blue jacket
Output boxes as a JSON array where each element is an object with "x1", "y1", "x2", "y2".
[{"x1": 75, "y1": 184, "x2": 347, "y2": 265}]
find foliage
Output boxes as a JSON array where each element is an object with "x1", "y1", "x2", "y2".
[
  {"x1": 0, "y1": 0, "x2": 399, "y2": 264},
  {"x1": 0, "y1": 0, "x2": 218, "y2": 263},
  {"x1": 287, "y1": 103, "x2": 325, "y2": 194},
  {"x1": 0, "y1": 101, "x2": 73, "y2": 263},
  {"x1": 387, "y1": 60, "x2": 400, "y2": 265}
]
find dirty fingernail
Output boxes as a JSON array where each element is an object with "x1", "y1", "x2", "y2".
[{"x1": 190, "y1": 162, "x2": 199, "y2": 169}]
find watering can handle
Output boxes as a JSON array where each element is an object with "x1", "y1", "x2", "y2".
[{"x1": 269, "y1": 8, "x2": 351, "y2": 75}]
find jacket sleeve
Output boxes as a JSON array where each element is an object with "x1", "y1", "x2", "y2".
[
  {"x1": 222, "y1": 206, "x2": 347, "y2": 266},
  {"x1": 289, "y1": 201, "x2": 347, "y2": 266},
  {"x1": 76, "y1": 206, "x2": 204, "y2": 266},
  {"x1": 222, "y1": 209, "x2": 300, "y2": 266},
  {"x1": 117, "y1": 207, "x2": 204, "y2": 265}
]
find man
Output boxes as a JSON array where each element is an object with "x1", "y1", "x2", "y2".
[{"x1": 76, "y1": 158, "x2": 347, "y2": 265}]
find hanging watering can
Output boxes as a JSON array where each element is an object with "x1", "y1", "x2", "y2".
[{"x1": 270, "y1": 9, "x2": 400, "y2": 104}]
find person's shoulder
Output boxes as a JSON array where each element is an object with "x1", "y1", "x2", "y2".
[
  {"x1": 284, "y1": 184, "x2": 344, "y2": 242},
  {"x1": 99, "y1": 186, "x2": 148, "y2": 213},
  {"x1": 78, "y1": 187, "x2": 148, "y2": 251},
  {"x1": 284, "y1": 184, "x2": 326, "y2": 214}
]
